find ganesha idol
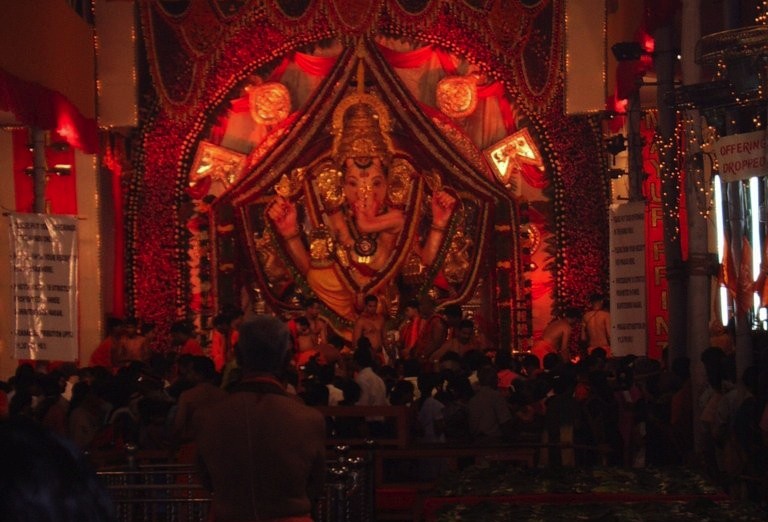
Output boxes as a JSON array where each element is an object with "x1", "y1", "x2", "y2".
[{"x1": 265, "y1": 92, "x2": 459, "y2": 321}]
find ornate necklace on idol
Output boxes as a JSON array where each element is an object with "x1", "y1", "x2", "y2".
[{"x1": 346, "y1": 208, "x2": 378, "y2": 264}]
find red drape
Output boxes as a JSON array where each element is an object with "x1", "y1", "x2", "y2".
[
  {"x1": 520, "y1": 163, "x2": 548, "y2": 189},
  {"x1": 0, "y1": 68, "x2": 98, "y2": 154},
  {"x1": 737, "y1": 236, "x2": 754, "y2": 317},
  {"x1": 376, "y1": 44, "x2": 518, "y2": 133},
  {"x1": 293, "y1": 52, "x2": 338, "y2": 77},
  {"x1": 719, "y1": 235, "x2": 737, "y2": 297},
  {"x1": 104, "y1": 137, "x2": 126, "y2": 318},
  {"x1": 376, "y1": 43, "x2": 435, "y2": 68}
]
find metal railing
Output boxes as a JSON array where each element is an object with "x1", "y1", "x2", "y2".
[
  {"x1": 97, "y1": 463, "x2": 211, "y2": 522},
  {"x1": 316, "y1": 444, "x2": 375, "y2": 522},
  {"x1": 96, "y1": 444, "x2": 376, "y2": 522}
]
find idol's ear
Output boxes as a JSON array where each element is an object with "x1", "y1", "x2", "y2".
[
  {"x1": 314, "y1": 161, "x2": 345, "y2": 211},
  {"x1": 386, "y1": 158, "x2": 416, "y2": 208}
]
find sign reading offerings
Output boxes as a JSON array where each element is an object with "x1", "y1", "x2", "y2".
[
  {"x1": 10, "y1": 213, "x2": 78, "y2": 361},
  {"x1": 714, "y1": 130, "x2": 767, "y2": 183}
]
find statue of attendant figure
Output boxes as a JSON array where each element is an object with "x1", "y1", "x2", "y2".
[{"x1": 267, "y1": 92, "x2": 457, "y2": 321}]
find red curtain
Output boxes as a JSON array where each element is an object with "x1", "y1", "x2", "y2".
[
  {"x1": 104, "y1": 137, "x2": 126, "y2": 318},
  {"x1": 520, "y1": 163, "x2": 548, "y2": 189},
  {"x1": 1, "y1": 68, "x2": 98, "y2": 154}
]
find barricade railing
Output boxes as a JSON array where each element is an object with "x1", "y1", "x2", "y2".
[
  {"x1": 96, "y1": 444, "x2": 376, "y2": 522},
  {"x1": 97, "y1": 461, "x2": 211, "y2": 522},
  {"x1": 315, "y1": 443, "x2": 376, "y2": 522}
]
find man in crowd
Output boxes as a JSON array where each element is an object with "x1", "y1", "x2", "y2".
[
  {"x1": 170, "y1": 321, "x2": 204, "y2": 356},
  {"x1": 398, "y1": 298, "x2": 423, "y2": 359},
  {"x1": 196, "y1": 315, "x2": 325, "y2": 522},
  {"x1": 412, "y1": 296, "x2": 448, "y2": 367},
  {"x1": 431, "y1": 318, "x2": 487, "y2": 363},
  {"x1": 532, "y1": 307, "x2": 581, "y2": 364},
  {"x1": 353, "y1": 294, "x2": 385, "y2": 360},
  {"x1": 582, "y1": 293, "x2": 611, "y2": 358}
]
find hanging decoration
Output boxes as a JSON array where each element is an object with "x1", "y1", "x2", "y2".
[
  {"x1": 484, "y1": 128, "x2": 544, "y2": 190},
  {"x1": 436, "y1": 75, "x2": 478, "y2": 119},
  {"x1": 248, "y1": 82, "x2": 292, "y2": 125},
  {"x1": 188, "y1": 141, "x2": 247, "y2": 199}
]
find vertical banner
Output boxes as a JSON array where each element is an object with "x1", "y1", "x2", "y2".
[
  {"x1": 10, "y1": 213, "x2": 78, "y2": 361},
  {"x1": 610, "y1": 201, "x2": 647, "y2": 356},
  {"x1": 642, "y1": 114, "x2": 671, "y2": 360}
]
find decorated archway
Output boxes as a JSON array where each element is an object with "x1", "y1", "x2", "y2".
[{"x1": 128, "y1": 1, "x2": 609, "y2": 351}]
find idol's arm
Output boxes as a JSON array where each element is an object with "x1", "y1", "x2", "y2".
[
  {"x1": 267, "y1": 196, "x2": 311, "y2": 274},
  {"x1": 421, "y1": 190, "x2": 456, "y2": 265},
  {"x1": 282, "y1": 233, "x2": 311, "y2": 275}
]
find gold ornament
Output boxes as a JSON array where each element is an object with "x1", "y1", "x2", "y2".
[
  {"x1": 443, "y1": 229, "x2": 472, "y2": 284},
  {"x1": 386, "y1": 158, "x2": 414, "y2": 207},
  {"x1": 485, "y1": 128, "x2": 544, "y2": 187},
  {"x1": 188, "y1": 141, "x2": 246, "y2": 194},
  {"x1": 309, "y1": 226, "x2": 335, "y2": 268},
  {"x1": 520, "y1": 223, "x2": 542, "y2": 254},
  {"x1": 253, "y1": 230, "x2": 291, "y2": 288},
  {"x1": 401, "y1": 251, "x2": 426, "y2": 286},
  {"x1": 314, "y1": 161, "x2": 345, "y2": 210},
  {"x1": 249, "y1": 82, "x2": 291, "y2": 125},
  {"x1": 274, "y1": 167, "x2": 306, "y2": 198},
  {"x1": 422, "y1": 169, "x2": 443, "y2": 193},
  {"x1": 436, "y1": 76, "x2": 478, "y2": 119}
]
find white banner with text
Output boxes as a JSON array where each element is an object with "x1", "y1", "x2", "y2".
[
  {"x1": 610, "y1": 201, "x2": 647, "y2": 357},
  {"x1": 10, "y1": 213, "x2": 79, "y2": 361}
]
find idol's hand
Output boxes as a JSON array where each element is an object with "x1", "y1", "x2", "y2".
[
  {"x1": 267, "y1": 196, "x2": 299, "y2": 238},
  {"x1": 431, "y1": 190, "x2": 457, "y2": 227}
]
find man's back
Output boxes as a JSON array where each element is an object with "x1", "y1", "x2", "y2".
[
  {"x1": 467, "y1": 386, "x2": 512, "y2": 445},
  {"x1": 583, "y1": 309, "x2": 610, "y2": 349},
  {"x1": 174, "y1": 382, "x2": 227, "y2": 442},
  {"x1": 196, "y1": 388, "x2": 326, "y2": 521}
]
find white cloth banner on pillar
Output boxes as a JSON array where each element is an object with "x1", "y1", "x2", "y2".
[
  {"x1": 610, "y1": 201, "x2": 647, "y2": 357},
  {"x1": 9, "y1": 213, "x2": 79, "y2": 361}
]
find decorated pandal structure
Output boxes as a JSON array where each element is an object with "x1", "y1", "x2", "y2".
[
  {"x1": 130, "y1": 1, "x2": 608, "y2": 352},
  {"x1": 8, "y1": 2, "x2": 768, "y2": 522}
]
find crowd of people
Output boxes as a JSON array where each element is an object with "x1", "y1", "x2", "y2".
[{"x1": 2, "y1": 294, "x2": 768, "y2": 514}]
